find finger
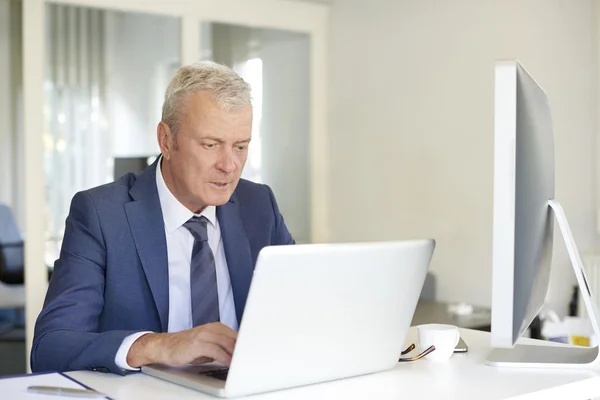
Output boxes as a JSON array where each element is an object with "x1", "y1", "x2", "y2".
[
  {"x1": 205, "y1": 322, "x2": 239, "y2": 341},
  {"x1": 197, "y1": 330, "x2": 236, "y2": 356},
  {"x1": 200, "y1": 343, "x2": 233, "y2": 366},
  {"x1": 191, "y1": 356, "x2": 214, "y2": 365}
]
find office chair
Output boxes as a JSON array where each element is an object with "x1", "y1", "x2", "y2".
[
  {"x1": 0, "y1": 204, "x2": 24, "y2": 284},
  {"x1": 0, "y1": 204, "x2": 25, "y2": 335}
]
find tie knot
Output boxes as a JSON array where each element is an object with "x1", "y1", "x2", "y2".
[{"x1": 184, "y1": 216, "x2": 209, "y2": 242}]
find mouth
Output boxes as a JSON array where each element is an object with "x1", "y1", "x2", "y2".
[{"x1": 210, "y1": 182, "x2": 230, "y2": 189}]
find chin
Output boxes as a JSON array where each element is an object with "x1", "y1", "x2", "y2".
[
  {"x1": 207, "y1": 192, "x2": 233, "y2": 206},
  {"x1": 199, "y1": 181, "x2": 239, "y2": 206}
]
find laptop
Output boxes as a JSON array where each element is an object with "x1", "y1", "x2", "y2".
[{"x1": 142, "y1": 239, "x2": 435, "y2": 398}]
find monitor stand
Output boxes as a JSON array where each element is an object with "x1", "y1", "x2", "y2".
[{"x1": 485, "y1": 199, "x2": 600, "y2": 369}]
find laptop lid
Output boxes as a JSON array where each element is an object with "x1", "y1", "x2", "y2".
[{"x1": 223, "y1": 239, "x2": 435, "y2": 397}]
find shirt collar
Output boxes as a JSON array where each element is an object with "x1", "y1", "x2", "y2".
[{"x1": 156, "y1": 156, "x2": 216, "y2": 234}]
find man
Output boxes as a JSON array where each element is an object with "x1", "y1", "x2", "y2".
[{"x1": 31, "y1": 61, "x2": 294, "y2": 374}]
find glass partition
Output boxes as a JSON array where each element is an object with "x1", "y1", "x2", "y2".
[{"x1": 203, "y1": 22, "x2": 311, "y2": 243}]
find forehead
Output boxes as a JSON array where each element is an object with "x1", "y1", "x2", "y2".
[{"x1": 181, "y1": 91, "x2": 252, "y2": 134}]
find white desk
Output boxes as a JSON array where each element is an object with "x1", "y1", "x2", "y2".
[{"x1": 62, "y1": 328, "x2": 600, "y2": 400}]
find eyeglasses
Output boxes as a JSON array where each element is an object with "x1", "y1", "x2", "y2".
[{"x1": 398, "y1": 343, "x2": 436, "y2": 362}]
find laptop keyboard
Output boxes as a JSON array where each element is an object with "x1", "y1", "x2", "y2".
[{"x1": 199, "y1": 368, "x2": 229, "y2": 381}]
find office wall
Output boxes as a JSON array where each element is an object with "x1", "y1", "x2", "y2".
[{"x1": 327, "y1": 0, "x2": 597, "y2": 314}]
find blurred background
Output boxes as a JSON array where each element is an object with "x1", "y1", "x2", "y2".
[{"x1": 1, "y1": 0, "x2": 600, "y2": 375}]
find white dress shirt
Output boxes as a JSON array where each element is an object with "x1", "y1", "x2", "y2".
[{"x1": 114, "y1": 158, "x2": 238, "y2": 370}]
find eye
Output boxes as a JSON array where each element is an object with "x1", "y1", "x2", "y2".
[
  {"x1": 236, "y1": 145, "x2": 248, "y2": 151},
  {"x1": 203, "y1": 143, "x2": 216, "y2": 149}
]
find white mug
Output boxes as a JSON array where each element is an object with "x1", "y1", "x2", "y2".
[{"x1": 417, "y1": 324, "x2": 460, "y2": 362}]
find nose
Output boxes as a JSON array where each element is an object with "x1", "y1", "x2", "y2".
[{"x1": 216, "y1": 148, "x2": 236, "y2": 174}]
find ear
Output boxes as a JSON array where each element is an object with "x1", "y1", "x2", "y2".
[{"x1": 157, "y1": 121, "x2": 174, "y2": 160}]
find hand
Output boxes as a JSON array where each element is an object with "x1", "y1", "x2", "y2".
[{"x1": 126, "y1": 322, "x2": 238, "y2": 368}]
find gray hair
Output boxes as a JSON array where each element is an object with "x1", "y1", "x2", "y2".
[{"x1": 161, "y1": 60, "x2": 252, "y2": 134}]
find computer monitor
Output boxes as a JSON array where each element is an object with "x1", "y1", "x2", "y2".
[
  {"x1": 113, "y1": 156, "x2": 157, "y2": 180},
  {"x1": 485, "y1": 60, "x2": 600, "y2": 368}
]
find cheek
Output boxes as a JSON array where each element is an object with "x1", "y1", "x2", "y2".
[
  {"x1": 194, "y1": 159, "x2": 221, "y2": 183},
  {"x1": 237, "y1": 152, "x2": 248, "y2": 167}
]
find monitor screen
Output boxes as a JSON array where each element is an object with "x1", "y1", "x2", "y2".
[
  {"x1": 491, "y1": 60, "x2": 555, "y2": 348},
  {"x1": 113, "y1": 156, "x2": 156, "y2": 180}
]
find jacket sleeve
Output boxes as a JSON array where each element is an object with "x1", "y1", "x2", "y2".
[
  {"x1": 264, "y1": 185, "x2": 295, "y2": 246},
  {"x1": 31, "y1": 191, "x2": 139, "y2": 375}
]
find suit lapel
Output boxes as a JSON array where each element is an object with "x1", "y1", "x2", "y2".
[
  {"x1": 217, "y1": 198, "x2": 254, "y2": 323},
  {"x1": 124, "y1": 160, "x2": 169, "y2": 332}
]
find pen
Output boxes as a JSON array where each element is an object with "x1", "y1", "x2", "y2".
[{"x1": 27, "y1": 385, "x2": 107, "y2": 398}]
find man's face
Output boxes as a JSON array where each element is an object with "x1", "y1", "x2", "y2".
[{"x1": 159, "y1": 91, "x2": 252, "y2": 213}]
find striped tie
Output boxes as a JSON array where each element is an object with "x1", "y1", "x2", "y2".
[{"x1": 183, "y1": 216, "x2": 220, "y2": 326}]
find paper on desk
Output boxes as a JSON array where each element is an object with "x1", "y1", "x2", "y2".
[{"x1": 0, "y1": 372, "x2": 109, "y2": 400}]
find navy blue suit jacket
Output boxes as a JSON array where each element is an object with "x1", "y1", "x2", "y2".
[{"x1": 31, "y1": 159, "x2": 294, "y2": 374}]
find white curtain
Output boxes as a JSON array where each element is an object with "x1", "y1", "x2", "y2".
[
  {"x1": 44, "y1": 4, "x2": 108, "y2": 264},
  {"x1": 0, "y1": 0, "x2": 24, "y2": 229}
]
